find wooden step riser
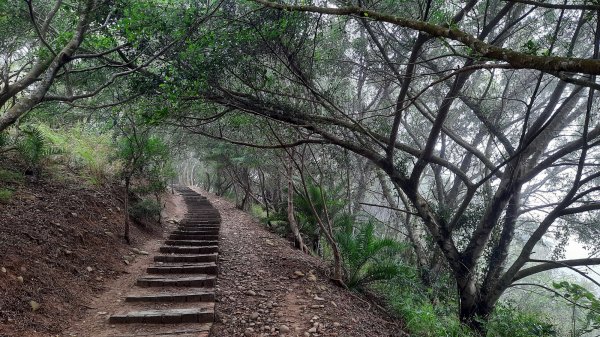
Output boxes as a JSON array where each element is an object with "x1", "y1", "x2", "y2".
[
  {"x1": 125, "y1": 293, "x2": 215, "y2": 303},
  {"x1": 165, "y1": 240, "x2": 219, "y2": 247},
  {"x1": 185, "y1": 216, "x2": 218, "y2": 218},
  {"x1": 172, "y1": 230, "x2": 220, "y2": 235},
  {"x1": 159, "y1": 246, "x2": 219, "y2": 253},
  {"x1": 137, "y1": 278, "x2": 216, "y2": 288},
  {"x1": 147, "y1": 266, "x2": 218, "y2": 275},
  {"x1": 159, "y1": 246, "x2": 219, "y2": 254},
  {"x1": 181, "y1": 223, "x2": 221, "y2": 227},
  {"x1": 154, "y1": 255, "x2": 217, "y2": 263},
  {"x1": 109, "y1": 310, "x2": 213, "y2": 324},
  {"x1": 169, "y1": 235, "x2": 219, "y2": 241}
]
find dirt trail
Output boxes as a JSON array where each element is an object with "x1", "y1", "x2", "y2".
[{"x1": 193, "y1": 187, "x2": 406, "y2": 337}]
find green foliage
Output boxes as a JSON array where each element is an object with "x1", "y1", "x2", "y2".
[
  {"x1": 484, "y1": 304, "x2": 557, "y2": 337},
  {"x1": 374, "y1": 278, "x2": 473, "y2": 337},
  {"x1": 295, "y1": 183, "x2": 345, "y2": 228},
  {"x1": 36, "y1": 124, "x2": 118, "y2": 184},
  {"x1": 129, "y1": 199, "x2": 161, "y2": 222},
  {"x1": 16, "y1": 125, "x2": 63, "y2": 177},
  {"x1": 552, "y1": 281, "x2": 600, "y2": 335},
  {"x1": 336, "y1": 217, "x2": 407, "y2": 289},
  {"x1": 0, "y1": 187, "x2": 13, "y2": 203}
]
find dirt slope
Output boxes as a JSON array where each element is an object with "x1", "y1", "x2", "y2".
[
  {"x1": 0, "y1": 163, "x2": 163, "y2": 337},
  {"x1": 193, "y1": 187, "x2": 407, "y2": 337}
]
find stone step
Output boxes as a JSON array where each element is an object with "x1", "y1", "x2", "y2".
[
  {"x1": 159, "y1": 246, "x2": 218, "y2": 254},
  {"x1": 154, "y1": 254, "x2": 217, "y2": 263},
  {"x1": 109, "y1": 307, "x2": 214, "y2": 324},
  {"x1": 164, "y1": 240, "x2": 219, "y2": 247},
  {"x1": 125, "y1": 290, "x2": 215, "y2": 303},
  {"x1": 172, "y1": 229, "x2": 219, "y2": 235},
  {"x1": 169, "y1": 233, "x2": 219, "y2": 240},
  {"x1": 185, "y1": 213, "x2": 221, "y2": 221},
  {"x1": 169, "y1": 234, "x2": 219, "y2": 241},
  {"x1": 176, "y1": 225, "x2": 220, "y2": 230},
  {"x1": 147, "y1": 263, "x2": 218, "y2": 275},
  {"x1": 177, "y1": 226, "x2": 220, "y2": 231},
  {"x1": 184, "y1": 220, "x2": 219, "y2": 223},
  {"x1": 137, "y1": 275, "x2": 216, "y2": 287}
]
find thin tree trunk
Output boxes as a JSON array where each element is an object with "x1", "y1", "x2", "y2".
[
  {"x1": 287, "y1": 160, "x2": 308, "y2": 253},
  {"x1": 124, "y1": 176, "x2": 131, "y2": 244}
]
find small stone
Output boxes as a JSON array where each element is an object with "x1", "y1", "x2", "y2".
[
  {"x1": 17, "y1": 276, "x2": 24, "y2": 283},
  {"x1": 308, "y1": 327, "x2": 317, "y2": 333},
  {"x1": 97, "y1": 311, "x2": 107, "y2": 315},
  {"x1": 139, "y1": 250, "x2": 149, "y2": 255},
  {"x1": 333, "y1": 322, "x2": 341, "y2": 327},
  {"x1": 307, "y1": 274, "x2": 317, "y2": 282},
  {"x1": 1, "y1": 267, "x2": 6, "y2": 273},
  {"x1": 104, "y1": 231, "x2": 113, "y2": 237},
  {"x1": 71, "y1": 212, "x2": 78, "y2": 217},
  {"x1": 64, "y1": 250, "x2": 72, "y2": 255},
  {"x1": 30, "y1": 300, "x2": 40, "y2": 312},
  {"x1": 244, "y1": 327, "x2": 254, "y2": 336},
  {"x1": 123, "y1": 260, "x2": 130, "y2": 265},
  {"x1": 245, "y1": 290, "x2": 257, "y2": 296},
  {"x1": 294, "y1": 271, "x2": 305, "y2": 277},
  {"x1": 279, "y1": 325, "x2": 290, "y2": 333},
  {"x1": 20, "y1": 266, "x2": 26, "y2": 272},
  {"x1": 250, "y1": 312, "x2": 259, "y2": 320},
  {"x1": 131, "y1": 248, "x2": 141, "y2": 254},
  {"x1": 314, "y1": 295, "x2": 325, "y2": 301},
  {"x1": 86, "y1": 266, "x2": 93, "y2": 272}
]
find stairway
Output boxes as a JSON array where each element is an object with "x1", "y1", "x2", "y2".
[{"x1": 108, "y1": 187, "x2": 220, "y2": 336}]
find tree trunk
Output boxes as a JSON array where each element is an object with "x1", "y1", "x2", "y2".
[
  {"x1": 124, "y1": 176, "x2": 131, "y2": 244},
  {"x1": 287, "y1": 161, "x2": 308, "y2": 253},
  {"x1": 457, "y1": 276, "x2": 495, "y2": 334}
]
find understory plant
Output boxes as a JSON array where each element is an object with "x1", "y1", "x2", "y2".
[
  {"x1": 16, "y1": 125, "x2": 63, "y2": 179},
  {"x1": 336, "y1": 216, "x2": 407, "y2": 289}
]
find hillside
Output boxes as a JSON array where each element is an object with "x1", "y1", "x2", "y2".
[{"x1": 0, "y1": 159, "x2": 163, "y2": 337}]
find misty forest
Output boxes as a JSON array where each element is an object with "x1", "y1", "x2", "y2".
[{"x1": 2, "y1": 0, "x2": 600, "y2": 336}]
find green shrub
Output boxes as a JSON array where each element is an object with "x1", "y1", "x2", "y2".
[
  {"x1": 129, "y1": 199, "x2": 162, "y2": 222},
  {"x1": 17, "y1": 125, "x2": 63, "y2": 177},
  {"x1": 0, "y1": 188, "x2": 13, "y2": 203},
  {"x1": 36, "y1": 124, "x2": 117, "y2": 184},
  {"x1": 375, "y1": 280, "x2": 473, "y2": 337},
  {"x1": 336, "y1": 217, "x2": 407, "y2": 289},
  {"x1": 484, "y1": 303, "x2": 557, "y2": 337}
]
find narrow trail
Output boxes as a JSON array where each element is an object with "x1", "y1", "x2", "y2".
[
  {"x1": 64, "y1": 187, "x2": 221, "y2": 337},
  {"x1": 64, "y1": 187, "x2": 405, "y2": 337}
]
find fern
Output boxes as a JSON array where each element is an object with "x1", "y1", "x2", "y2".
[
  {"x1": 17, "y1": 125, "x2": 63, "y2": 176},
  {"x1": 336, "y1": 217, "x2": 407, "y2": 289}
]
